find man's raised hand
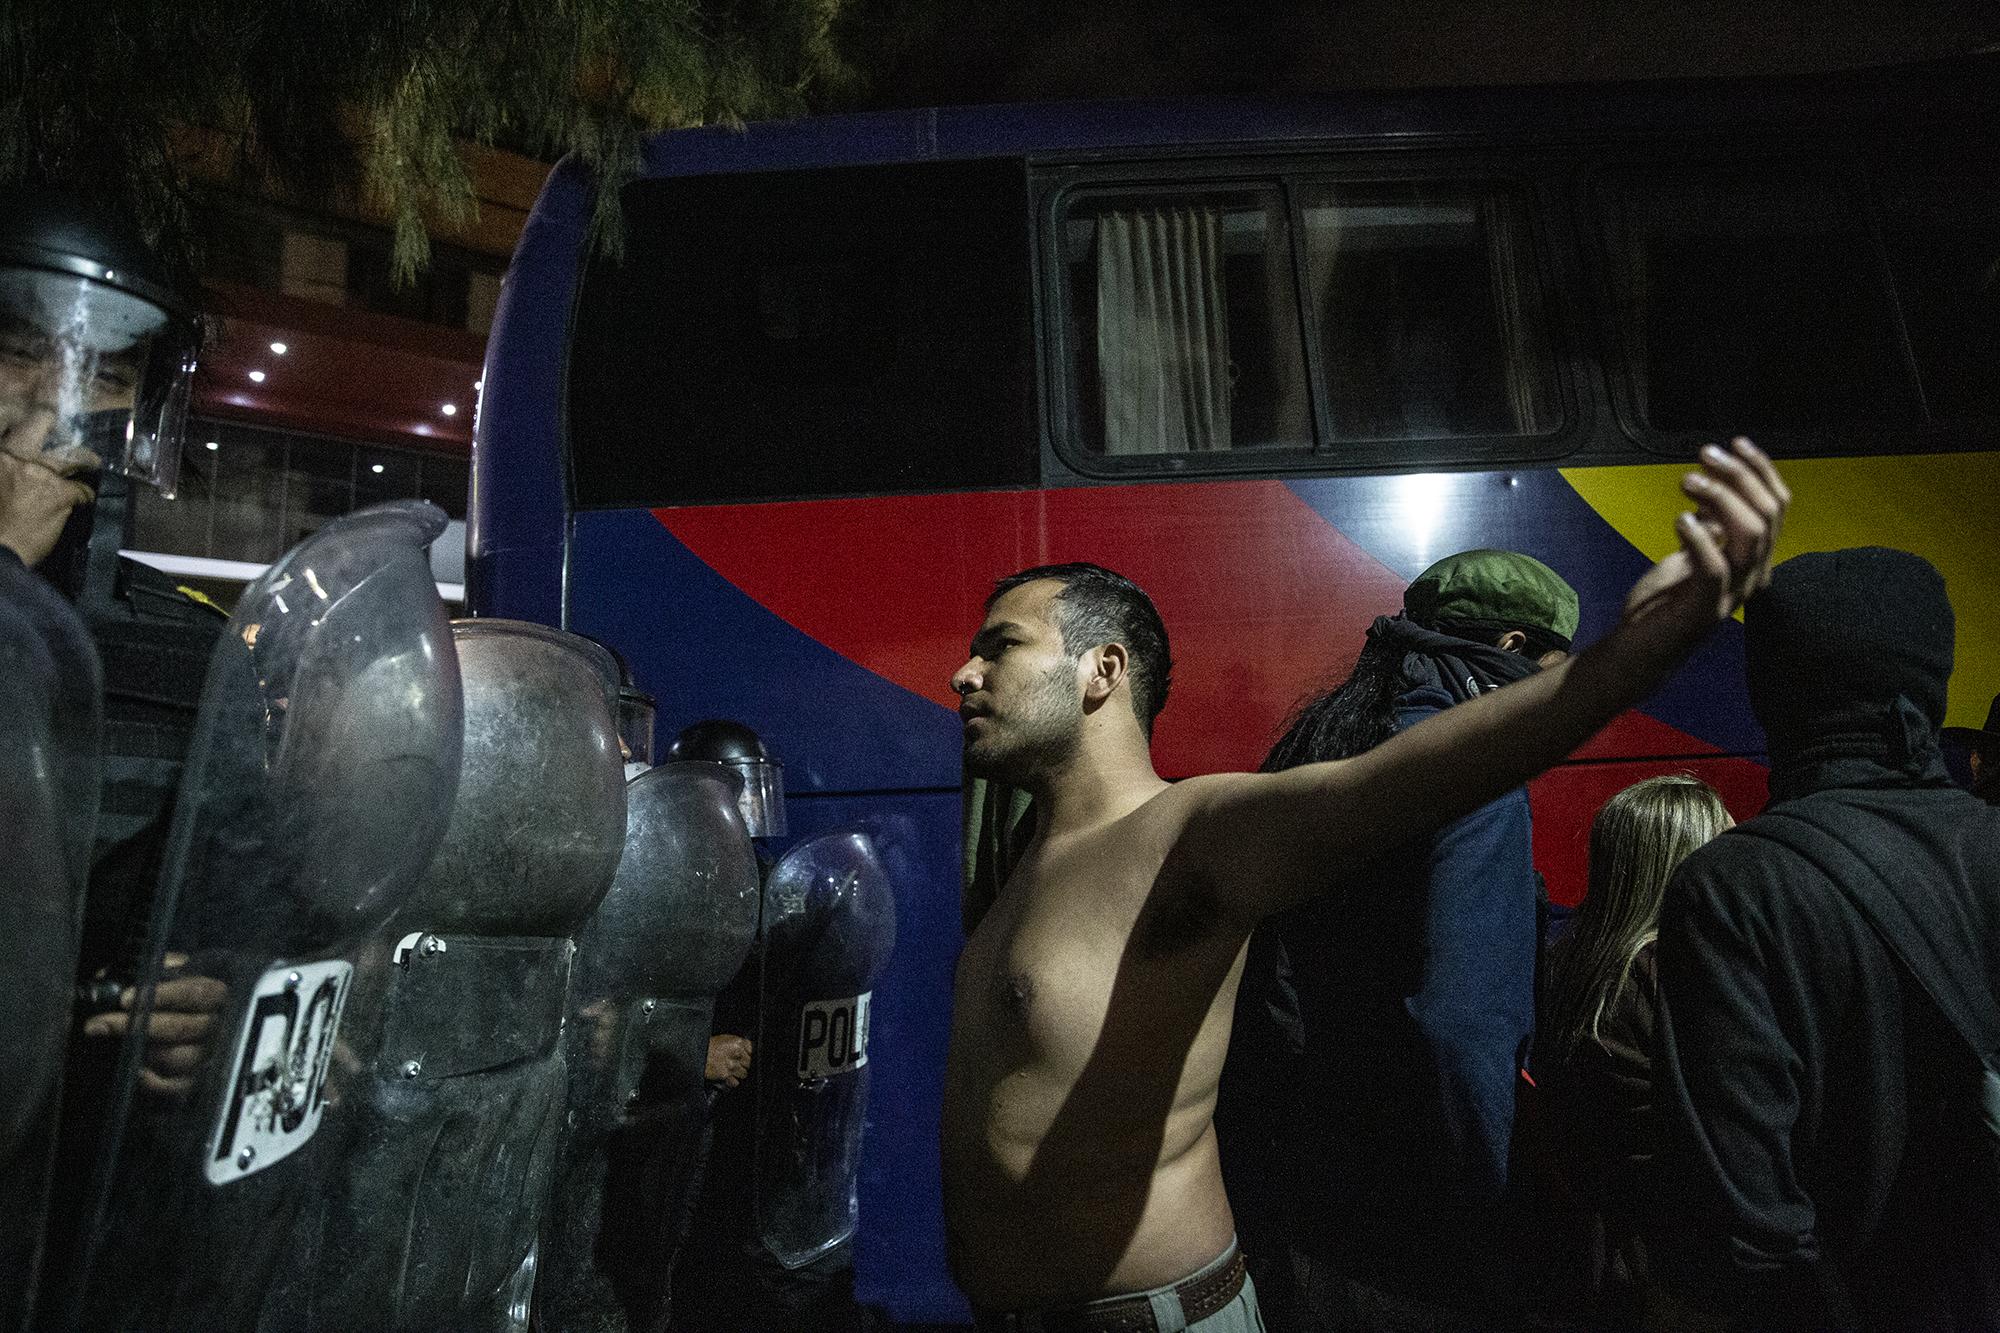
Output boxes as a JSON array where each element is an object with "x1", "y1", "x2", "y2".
[{"x1": 1620, "y1": 436, "x2": 1788, "y2": 648}]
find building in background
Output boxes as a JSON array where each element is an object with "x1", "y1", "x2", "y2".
[{"x1": 125, "y1": 147, "x2": 546, "y2": 609}]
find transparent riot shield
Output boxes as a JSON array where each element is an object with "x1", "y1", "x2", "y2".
[
  {"x1": 290, "y1": 619, "x2": 628, "y2": 1333},
  {"x1": 753, "y1": 830, "x2": 898, "y2": 1268},
  {"x1": 52, "y1": 501, "x2": 462, "y2": 1333},
  {"x1": 539, "y1": 761, "x2": 761, "y2": 1331},
  {"x1": 0, "y1": 560, "x2": 100, "y2": 1333}
]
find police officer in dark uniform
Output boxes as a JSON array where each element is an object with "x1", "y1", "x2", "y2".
[
  {"x1": 666, "y1": 721, "x2": 899, "y2": 1333},
  {"x1": 0, "y1": 190, "x2": 220, "y2": 943},
  {"x1": 0, "y1": 464, "x2": 100, "y2": 1333},
  {"x1": 7, "y1": 195, "x2": 223, "y2": 972},
  {"x1": 0, "y1": 189, "x2": 221, "y2": 1330}
]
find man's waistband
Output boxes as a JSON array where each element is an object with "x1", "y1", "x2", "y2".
[{"x1": 972, "y1": 1242, "x2": 1247, "y2": 1333}]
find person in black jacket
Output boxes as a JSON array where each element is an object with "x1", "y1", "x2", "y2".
[
  {"x1": 1650, "y1": 546, "x2": 2000, "y2": 1332},
  {"x1": 0, "y1": 193, "x2": 228, "y2": 1087},
  {"x1": 0, "y1": 192, "x2": 230, "y2": 1326}
]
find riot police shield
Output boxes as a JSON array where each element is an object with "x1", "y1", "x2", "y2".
[
  {"x1": 290, "y1": 619, "x2": 628, "y2": 1332},
  {"x1": 753, "y1": 830, "x2": 897, "y2": 1268},
  {"x1": 51, "y1": 500, "x2": 462, "y2": 1332},
  {"x1": 0, "y1": 559, "x2": 100, "y2": 1333},
  {"x1": 539, "y1": 760, "x2": 761, "y2": 1331}
]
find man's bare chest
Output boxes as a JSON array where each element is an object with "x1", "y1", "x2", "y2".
[
  {"x1": 955, "y1": 835, "x2": 1227, "y2": 1070},
  {"x1": 956, "y1": 870, "x2": 1132, "y2": 1071}
]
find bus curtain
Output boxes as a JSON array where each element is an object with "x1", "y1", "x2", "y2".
[
  {"x1": 1481, "y1": 196, "x2": 1548, "y2": 435},
  {"x1": 1096, "y1": 206, "x2": 1234, "y2": 454}
]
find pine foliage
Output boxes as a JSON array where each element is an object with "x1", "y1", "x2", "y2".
[{"x1": 1, "y1": 0, "x2": 859, "y2": 279}]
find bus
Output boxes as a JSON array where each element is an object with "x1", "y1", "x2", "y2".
[{"x1": 470, "y1": 56, "x2": 2000, "y2": 1323}]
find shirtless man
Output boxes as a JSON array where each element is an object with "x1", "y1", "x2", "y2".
[{"x1": 941, "y1": 438, "x2": 1789, "y2": 1330}]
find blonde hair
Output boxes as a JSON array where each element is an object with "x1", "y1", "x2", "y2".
[{"x1": 1543, "y1": 775, "x2": 1733, "y2": 1068}]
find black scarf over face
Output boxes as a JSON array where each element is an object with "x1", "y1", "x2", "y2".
[{"x1": 1367, "y1": 613, "x2": 1539, "y2": 707}]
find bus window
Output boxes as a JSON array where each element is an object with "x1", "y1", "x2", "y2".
[
  {"x1": 1299, "y1": 180, "x2": 1560, "y2": 442},
  {"x1": 1598, "y1": 169, "x2": 1923, "y2": 440},
  {"x1": 1878, "y1": 176, "x2": 2000, "y2": 423},
  {"x1": 567, "y1": 160, "x2": 1036, "y2": 509},
  {"x1": 1062, "y1": 187, "x2": 1312, "y2": 456}
]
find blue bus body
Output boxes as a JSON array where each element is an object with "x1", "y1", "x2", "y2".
[{"x1": 473, "y1": 59, "x2": 2000, "y2": 1322}]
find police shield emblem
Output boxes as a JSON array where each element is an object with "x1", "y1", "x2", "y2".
[
  {"x1": 796, "y1": 992, "x2": 871, "y2": 1080},
  {"x1": 205, "y1": 958, "x2": 351, "y2": 1183}
]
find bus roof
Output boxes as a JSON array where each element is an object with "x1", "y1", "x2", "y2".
[{"x1": 633, "y1": 54, "x2": 2000, "y2": 179}]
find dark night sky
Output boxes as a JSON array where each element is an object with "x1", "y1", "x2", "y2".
[{"x1": 847, "y1": 0, "x2": 2000, "y2": 107}]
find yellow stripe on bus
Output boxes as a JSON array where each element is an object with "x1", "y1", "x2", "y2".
[{"x1": 1562, "y1": 452, "x2": 2000, "y2": 731}]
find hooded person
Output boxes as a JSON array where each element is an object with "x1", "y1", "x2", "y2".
[
  {"x1": 1214, "y1": 548, "x2": 1580, "y2": 1331},
  {"x1": 1650, "y1": 547, "x2": 2000, "y2": 1331}
]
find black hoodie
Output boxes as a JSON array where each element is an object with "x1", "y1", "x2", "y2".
[{"x1": 1649, "y1": 549, "x2": 2000, "y2": 1331}]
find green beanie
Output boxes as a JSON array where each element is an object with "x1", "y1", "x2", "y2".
[{"x1": 1404, "y1": 549, "x2": 1581, "y2": 648}]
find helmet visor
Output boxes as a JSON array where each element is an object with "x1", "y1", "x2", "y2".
[
  {"x1": 0, "y1": 268, "x2": 197, "y2": 496},
  {"x1": 617, "y1": 687, "x2": 658, "y2": 768}
]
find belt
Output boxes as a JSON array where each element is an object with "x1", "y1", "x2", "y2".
[{"x1": 973, "y1": 1248, "x2": 1248, "y2": 1333}]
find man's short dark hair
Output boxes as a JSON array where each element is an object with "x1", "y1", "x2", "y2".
[{"x1": 988, "y1": 563, "x2": 1173, "y2": 736}]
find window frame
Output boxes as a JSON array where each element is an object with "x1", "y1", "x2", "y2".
[
  {"x1": 1050, "y1": 176, "x2": 1323, "y2": 467},
  {"x1": 1578, "y1": 151, "x2": 1940, "y2": 460},
  {"x1": 1039, "y1": 155, "x2": 1577, "y2": 482}
]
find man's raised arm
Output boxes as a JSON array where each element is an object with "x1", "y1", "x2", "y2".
[{"x1": 1187, "y1": 438, "x2": 1788, "y2": 920}]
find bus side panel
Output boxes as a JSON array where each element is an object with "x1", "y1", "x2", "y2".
[
  {"x1": 649, "y1": 451, "x2": 2000, "y2": 796},
  {"x1": 469, "y1": 158, "x2": 594, "y2": 626},
  {"x1": 650, "y1": 472, "x2": 1758, "y2": 783},
  {"x1": 1528, "y1": 757, "x2": 1771, "y2": 908},
  {"x1": 569, "y1": 510, "x2": 974, "y2": 1320},
  {"x1": 1283, "y1": 470, "x2": 1762, "y2": 756},
  {"x1": 567, "y1": 508, "x2": 961, "y2": 793}
]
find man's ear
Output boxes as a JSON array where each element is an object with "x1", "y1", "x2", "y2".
[
  {"x1": 1082, "y1": 641, "x2": 1129, "y2": 708},
  {"x1": 1495, "y1": 629, "x2": 1529, "y2": 655}
]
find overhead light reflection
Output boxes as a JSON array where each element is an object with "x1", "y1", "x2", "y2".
[
  {"x1": 248, "y1": 370, "x2": 266, "y2": 383},
  {"x1": 1391, "y1": 472, "x2": 1454, "y2": 569},
  {"x1": 270, "y1": 342, "x2": 288, "y2": 355}
]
